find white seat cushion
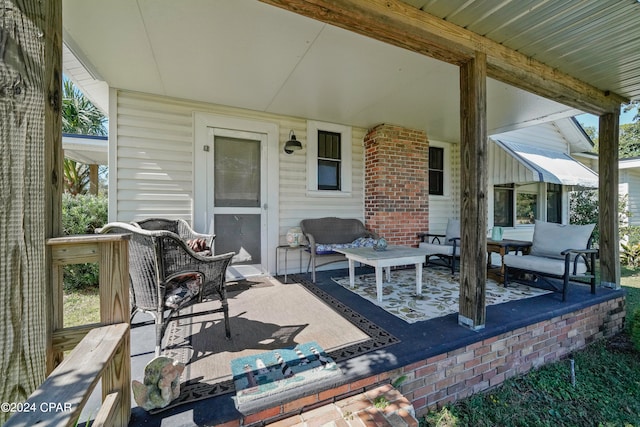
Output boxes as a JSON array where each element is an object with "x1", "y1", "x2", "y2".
[
  {"x1": 504, "y1": 254, "x2": 587, "y2": 276},
  {"x1": 419, "y1": 242, "x2": 460, "y2": 257},
  {"x1": 444, "y1": 219, "x2": 460, "y2": 244}
]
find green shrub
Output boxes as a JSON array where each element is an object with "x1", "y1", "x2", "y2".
[
  {"x1": 632, "y1": 309, "x2": 640, "y2": 352},
  {"x1": 621, "y1": 242, "x2": 640, "y2": 268},
  {"x1": 62, "y1": 193, "x2": 108, "y2": 235},
  {"x1": 569, "y1": 189, "x2": 599, "y2": 245},
  {"x1": 62, "y1": 193, "x2": 108, "y2": 290},
  {"x1": 623, "y1": 225, "x2": 640, "y2": 246}
]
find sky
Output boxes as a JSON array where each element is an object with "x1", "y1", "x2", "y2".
[{"x1": 576, "y1": 108, "x2": 636, "y2": 129}]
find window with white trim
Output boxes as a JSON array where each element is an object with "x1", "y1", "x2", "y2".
[
  {"x1": 428, "y1": 146, "x2": 444, "y2": 195},
  {"x1": 427, "y1": 141, "x2": 450, "y2": 198},
  {"x1": 493, "y1": 182, "x2": 563, "y2": 227},
  {"x1": 307, "y1": 121, "x2": 352, "y2": 194},
  {"x1": 317, "y1": 130, "x2": 341, "y2": 190}
]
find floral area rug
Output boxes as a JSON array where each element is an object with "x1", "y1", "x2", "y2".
[{"x1": 332, "y1": 267, "x2": 552, "y2": 323}]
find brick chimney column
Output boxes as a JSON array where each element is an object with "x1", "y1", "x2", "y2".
[{"x1": 364, "y1": 124, "x2": 429, "y2": 247}]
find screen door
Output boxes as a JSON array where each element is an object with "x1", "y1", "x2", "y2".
[{"x1": 212, "y1": 128, "x2": 266, "y2": 272}]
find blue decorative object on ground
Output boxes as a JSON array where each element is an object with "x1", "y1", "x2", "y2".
[{"x1": 231, "y1": 341, "x2": 342, "y2": 412}]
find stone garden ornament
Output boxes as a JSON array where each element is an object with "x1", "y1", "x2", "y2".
[{"x1": 132, "y1": 356, "x2": 185, "y2": 410}]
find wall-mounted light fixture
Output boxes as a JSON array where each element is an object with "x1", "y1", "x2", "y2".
[{"x1": 283, "y1": 130, "x2": 303, "y2": 154}]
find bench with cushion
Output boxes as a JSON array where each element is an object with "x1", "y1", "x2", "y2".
[
  {"x1": 300, "y1": 217, "x2": 379, "y2": 282},
  {"x1": 503, "y1": 220, "x2": 597, "y2": 301},
  {"x1": 417, "y1": 218, "x2": 461, "y2": 275}
]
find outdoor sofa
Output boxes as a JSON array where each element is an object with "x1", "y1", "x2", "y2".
[
  {"x1": 503, "y1": 220, "x2": 597, "y2": 301},
  {"x1": 300, "y1": 217, "x2": 378, "y2": 282}
]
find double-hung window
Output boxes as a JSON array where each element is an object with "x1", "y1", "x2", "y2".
[
  {"x1": 428, "y1": 147, "x2": 444, "y2": 196},
  {"x1": 307, "y1": 120, "x2": 352, "y2": 194},
  {"x1": 317, "y1": 130, "x2": 341, "y2": 190}
]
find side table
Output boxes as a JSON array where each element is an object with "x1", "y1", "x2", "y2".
[
  {"x1": 486, "y1": 239, "x2": 532, "y2": 284},
  {"x1": 275, "y1": 244, "x2": 307, "y2": 283}
]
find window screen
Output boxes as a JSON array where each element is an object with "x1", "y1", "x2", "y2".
[
  {"x1": 494, "y1": 184, "x2": 514, "y2": 227},
  {"x1": 429, "y1": 147, "x2": 444, "y2": 195},
  {"x1": 317, "y1": 130, "x2": 341, "y2": 190},
  {"x1": 546, "y1": 183, "x2": 562, "y2": 224}
]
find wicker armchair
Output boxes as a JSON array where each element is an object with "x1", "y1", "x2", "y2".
[
  {"x1": 134, "y1": 218, "x2": 216, "y2": 253},
  {"x1": 98, "y1": 221, "x2": 235, "y2": 356}
]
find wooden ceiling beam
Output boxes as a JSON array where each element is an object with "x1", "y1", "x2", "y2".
[{"x1": 259, "y1": 0, "x2": 627, "y2": 115}]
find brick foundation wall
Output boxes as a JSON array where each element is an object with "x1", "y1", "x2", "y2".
[
  {"x1": 396, "y1": 297, "x2": 626, "y2": 416},
  {"x1": 364, "y1": 124, "x2": 429, "y2": 246}
]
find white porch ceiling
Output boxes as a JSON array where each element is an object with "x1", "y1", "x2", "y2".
[{"x1": 62, "y1": 0, "x2": 639, "y2": 143}]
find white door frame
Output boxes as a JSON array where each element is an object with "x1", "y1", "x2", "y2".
[{"x1": 193, "y1": 113, "x2": 279, "y2": 275}]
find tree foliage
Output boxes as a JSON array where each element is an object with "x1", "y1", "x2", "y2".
[
  {"x1": 570, "y1": 189, "x2": 599, "y2": 243},
  {"x1": 584, "y1": 102, "x2": 640, "y2": 159},
  {"x1": 62, "y1": 79, "x2": 107, "y2": 195},
  {"x1": 62, "y1": 79, "x2": 107, "y2": 136},
  {"x1": 62, "y1": 193, "x2": 108, "y2": 290}
]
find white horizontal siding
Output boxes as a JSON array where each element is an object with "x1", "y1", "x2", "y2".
[
  {"x1": 625, "y1": 171, "x2": 640, "y2": 227},
  {"x1": 429, "y1": 141, "x2": 459, "y2": 234},
  {"x1": 112, "y1": 91, "x2": 195, "y2": 222},
  {"x1": 278, "y1": 124, "x2": 366, "y2": 274},
  {"x1": 488, "y1": 139, "x2": 535, "y2": 185},
  {"x1": 492, "y1": 122, "x2": 568, "y2": 152},
  {"x1": 111, "y1": 90, "x2": 367, "y2": 274}
]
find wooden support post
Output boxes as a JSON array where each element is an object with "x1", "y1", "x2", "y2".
[
  {"x1": 599, "y1": 112, "x2": 621, "y2": 289},
  {"x1": 0, "y1": 1, "x2": 62, "y2": 423},
  {"x1": 90, "y1": 164, "x2": 99, "y2": 195},
  {"x1": 99, "y1": 238, "x2": 131, "y2": 426},
  {"x1": 458, "y1": 52, "x2": 488, "y2": 330}
]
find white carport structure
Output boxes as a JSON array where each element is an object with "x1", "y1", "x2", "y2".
[{"x1": 62, "y1": 133, "x2": 108, "y2": 194}]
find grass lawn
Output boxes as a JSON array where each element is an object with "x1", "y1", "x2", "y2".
[
  {"x1": 421, "y1": 267, "x2": 640, "y2": 427},
  {"x1": 63, "y1": 287, "x2": 101, "y2": 328}
]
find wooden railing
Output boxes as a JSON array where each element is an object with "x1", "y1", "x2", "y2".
[{"x1": 5, "y1": 234, "x2": 132, "y2": 427}]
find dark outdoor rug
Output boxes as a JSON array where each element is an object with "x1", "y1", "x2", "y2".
[{"x1": 155, "y1": 275, "x2": 399, "y2": 412}]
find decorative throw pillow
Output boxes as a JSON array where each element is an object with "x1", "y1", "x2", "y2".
[
  {"x1": 164, "y1": 274, "x2": 201, "y2": 309},
  {"x1": 314, "y1": 242, "x2": 351, "y2": 254},
  {"x1": 350, "y1": 237, "x2": 377, "y2": 248},
  {"x1": 187, "y1": 238, "x2": 208, "y2": 252}
]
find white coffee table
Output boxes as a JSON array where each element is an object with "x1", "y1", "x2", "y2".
[{"x1": 334, "y1": 246, "x2": 430, "y2": 302}]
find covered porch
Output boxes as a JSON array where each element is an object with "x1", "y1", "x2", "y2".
[{"x1": 3, "y1": 0, "x2": 639, "y2": 426}]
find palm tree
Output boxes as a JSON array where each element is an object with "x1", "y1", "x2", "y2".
[
  {"x1": 62, "y1": 79, "x2": 106, "y2": 136},
  {"x1": 62, "y1": 79, "x2": 107, "y2": 194}
]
